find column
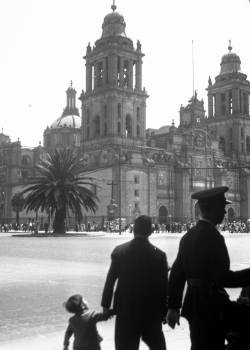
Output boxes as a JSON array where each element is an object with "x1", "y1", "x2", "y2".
[
  {"x1": 86, "y1": 62, "x2": 92, "y2": 93},
  {"x1": 93, "y1": 63, "x2": 97, "y2": 90},
  {"x1": 135, "y1": 59, "x2": 142, "y2": 91},
  {"x1": 119, "y1": 57, "x2": 124, "y2": 87},
  {"x1": 108, "y1": 55, "x2": 118, "y2": 86},
  {"x1": 128, "y1": 60, "x2": 133, "y2": 89},
  {"x1": 208, "y1": 93, "x2": 213, "y2": 118},
  {"x1": 232, "y1": 88, "x2": 240, "y2": 113},
  {"x1": 215, "y1": 93, "x2": 221, "y2": 117},
  {"x1": 110, "y1": 100, "x2": 116, "y2": 136},
  {"x1": 247, "y1": 94, "x2": 250, "y2": 115},
  {"x1": 225, "y1": 91, "x2": 229, "y2": 115},
  {"x1": 141, "y1": 103, "x2": 146, "y2": 140}
]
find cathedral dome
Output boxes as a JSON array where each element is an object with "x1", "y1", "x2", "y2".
[
  {"x1": 102, "y1": 4, "x2": 126, "y2": 38},
  {"x1": 220, "y1": 42, "x2": 242, "y2": 75},
  {"x1": 50, "y1": 114, "x2": 81, "y2": 129}
]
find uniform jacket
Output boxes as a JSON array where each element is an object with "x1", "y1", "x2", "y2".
[
  {"x1": 168, "y1": 220, "x2": 250, "y2": 320},
  {"x1": 101, "y1": 236, "x2": 169, "y2": 322}
]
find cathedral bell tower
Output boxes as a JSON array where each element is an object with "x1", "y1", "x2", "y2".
[
  {"x1": 207, "y1": 42, "x2": 250, "y2": 159},
  {"x1": 80, "y1": 3, "x2": 148, "y2": 153}
]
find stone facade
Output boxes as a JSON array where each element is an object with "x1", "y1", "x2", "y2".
[
  {"x1": 77, "y1": 6, "x2": 250, "y2": 225},
  {"x1": 2, "y1": 6, "x2": 250, "y2": 226}
]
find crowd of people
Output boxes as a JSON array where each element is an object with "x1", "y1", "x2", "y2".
[
  {"x1": 2, "y1": 218, "x2": 250, "y2": 235},
  {"x1": 0, "y1": 221, "x2": 40, "y2": 233}
]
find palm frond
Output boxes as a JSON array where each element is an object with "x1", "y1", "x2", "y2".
[{"x1": 19, "y1": 148, "x2": 98, "y2": 222}]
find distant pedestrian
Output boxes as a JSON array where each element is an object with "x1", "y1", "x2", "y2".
[
  {"x1": 44, "y1": 222, "x2": 49, "y2": 234},
  {"x1": 63, "y1": 294, "x2": 112, "y2": 350},
  {"x1": 102, "y1": 215, "x2": 168, "y2": 350}
]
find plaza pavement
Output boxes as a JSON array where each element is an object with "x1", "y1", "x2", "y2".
[
  {"x1": 7, "y1": 228, "x2": 244, "y2": 238},
  {"x1": 2, "y1": 229, "x2": 191, "y2": 349},
  {"x1": 3, "y1": 228, "x2": 242, "y2": 349},
  {"x1": 0, "y1": 318, "x2": 190, "y2": 350}
]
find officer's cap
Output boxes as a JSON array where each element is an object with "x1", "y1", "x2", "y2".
[{"x1": 191, "y1": 186, "x2": 232, "y2": 205}]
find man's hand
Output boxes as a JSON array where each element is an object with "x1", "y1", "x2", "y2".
[
  {"x1": 103, "y1": 307, "x2": 111, "y2": 315},
  {"x1": 166, "y1": 308, "x2": 180, "y2": 329},
  {"x1": 102, "y1": 307, "x2": 114, "y2": 319}
]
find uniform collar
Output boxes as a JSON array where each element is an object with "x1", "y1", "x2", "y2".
[
  {"x1": 133, "y1": 234, "x2": 149, "y2": 239},
  {"x1": 199, "y1": 218, "x2": 216, "y2": 227}
]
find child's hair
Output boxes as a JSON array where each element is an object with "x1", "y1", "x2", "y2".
[{"x1": 64, "y1": 294, "x2": 88, "y2": 314}]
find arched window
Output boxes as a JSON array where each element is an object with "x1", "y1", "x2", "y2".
[
  {"x1": 118, "y1": 103, "x2": 121, "y2": 119},
  {"x1": 62, "y1": 133, "x2": 69, "y2": 146},
  {"x1": 227, "y1": 207, "x2": 235, "y2": 222},
  {"x1": 86, "y1": 109, "x2": 90, "y2": 124},
  {"x1": 158, "y1": 206, "x2": 168, "y2": 224},
  {"x1": 136, "y1": 125, "x2": 140, "y2": 137},
  {"x1": 94, "y1": 115, "x2": 100, "y2": 136},
  {"x1": 117, "y1": 122, "x2": 121, "y2": 135},
  {"x1": 97, "y1": 62, "x2": 104, "y2": 87},
  {"x1": 247, "y1": 136, "x2": 250, "y2": 154},
  {"x1": 125, "y1": 114, "x2": 132, "y2": 138},
  {"x1": 22, "y1": 155, "x2": 31, "y2": 166},
  {"x1": 221, "y1": 93, "x2": 226, "y2": 115},
  {"x1": 104, "y1": 123, "x2": 107, "y2": 136},
  {"x1": 136, "y1": 107, "x2": 140, "y2": 121},
  {"x1": 54, "y1": 134, "x2": 62, "y2": 145},
  {"x1": 74, "y1": 134, "x2": 80, "y2": 146},
  {"x1": 123, "y1": 60, "x2": 129, "y2": 88},
  {"x1": 194, "y1": 202, "x2": 201, "y2": 221},
  {"x1": 219, "y1": 137, "x2": 226, "y2": 153},
  {"x1": 104, "y1": 104, "x2": 107, "y2": 119},
  {"x1": 229, "y1": 91, "x2": 233, "y2": 115}
]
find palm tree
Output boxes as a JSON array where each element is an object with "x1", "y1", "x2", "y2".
[
  {"x1": 11, "y1": 192, "x2": 25, "y2": 225},
  {"x1": 20, "y1": 148, "x2": 98, "y2": 234}
]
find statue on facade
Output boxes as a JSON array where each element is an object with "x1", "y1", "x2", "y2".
[{"x1": 136, "y1": 40, "x2": 141, "y2": 51}]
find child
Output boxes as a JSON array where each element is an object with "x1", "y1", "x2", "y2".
[{"x1": 63, "y1": 294, "x2": 112, "y2": 350}]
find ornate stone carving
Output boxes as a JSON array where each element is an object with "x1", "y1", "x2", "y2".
[
  {"x1": 83, "y1": 153, "x2": 90, "y2": 167},
  {"x1": 158, "y1": 171, "x2": 167, "y2": 186},
  {"x1": 152, "y1": 152, "x2": 172, "y2": 164},
  {"x1": 194, "y1": 132, "x2": 205, "y2": 147}
]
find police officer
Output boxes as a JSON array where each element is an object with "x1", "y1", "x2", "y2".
[{"x1": 167, "y1": 186, "x2": 250, "y2": 350}]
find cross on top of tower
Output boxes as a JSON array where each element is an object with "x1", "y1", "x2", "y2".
[
  {"x1": 228, "y1": 40, "x2": 232, "y2": 53},
  {"x1": 111, "y1": 0, "x2": 117, "y2": 12}
]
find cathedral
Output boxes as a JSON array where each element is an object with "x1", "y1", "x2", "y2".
[{"x1": 1, "y1": 3, "x2": 250, "y2": 226}]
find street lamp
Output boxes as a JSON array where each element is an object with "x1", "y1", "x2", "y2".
[
  {"x1": 114, "y1": 150, "x2": 126, "y2": 235},
  {"x1": 128, "y1": 204, "x2": 132, "y2": 222},
  {"x1": 144, "y1": 158, "x2": 155, "y2": 216},
  {"x1": 0, "y1": 191, "x2": 5, "y2": 224}
]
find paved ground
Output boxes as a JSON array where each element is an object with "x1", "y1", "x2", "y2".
[
  {"x1": 1, "y1": 229, "x2": 246, "y2": 349},
  {"x1": 0, "y1": 319, "x2": 190, "y2": 350},
  {"x1": 1, "y1": 229, "x2": 191, "y2": 349}
]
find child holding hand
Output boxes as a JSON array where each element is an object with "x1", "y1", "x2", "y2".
[{"x1": 63, "y1": 294, "x2": 112, "y2": 350}]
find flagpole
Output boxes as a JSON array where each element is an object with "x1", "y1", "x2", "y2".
[{"x1": 192, "y1": 40, "x2": 195, "y2": 97}]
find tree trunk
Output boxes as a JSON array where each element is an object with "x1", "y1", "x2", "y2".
[
  {"x1": 15, "y1": 211, "x2": 19, "y2": 225},
  {"x1": 53, "y1": 209, "x2": 66, "y2": 234}
]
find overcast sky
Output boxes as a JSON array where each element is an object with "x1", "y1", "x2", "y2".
[{"x1": 0, "y1": 0, "x2": 249, "y2": 147}]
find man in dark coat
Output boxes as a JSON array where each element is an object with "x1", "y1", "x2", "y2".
[
  {"x1": 167, "y1": 186, "x2": 250, "y2": 350},
  {"x1": 101, "y1": 215, "x2": 168, "y2": 350}
]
